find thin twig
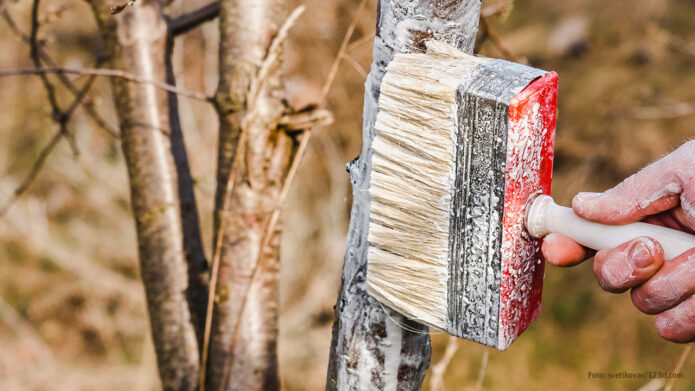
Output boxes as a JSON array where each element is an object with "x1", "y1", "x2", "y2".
[
  {"x1": 0, "y1": 67, "x2": 212, "y2": 102},
  {"x1": 626, "y1": 101, "x2": 695, "y2": 120},
  {"x1": 481, "y1": 1, "x2": 513, "y2": 18},
  {"x1": 0, "y1": 131, "x2": 62, "y2": 217},
  {"x1": 247, "y1": 6, "x2": 306, "y2": 110},
  {"x1": 664, "y1": 345, "x2": 692, "y2": 391},
  {"x1": 28, "y1": 0, "x2": 76, "y2": 157},
  {"x1": 0, "y1": 63, "x2": 105, "y2": 217},
  {"x1": 110, "y1": 0, "x2": 137, "y2": 15},
  {"x1": 475, "y1": 349, "x2": 490, "y2": 391},
  {"x1": 344, "y1": 53, "x2": 367, "y2": 78},
  {"x1": 429, "y1": 336, "x2": 460, "y2": 391},
  {"x1": 63, "y1": 72, "x2": 100, "y2": 119},
  {"x1": 479, "y1": 16, "x2": 519, "y2": 62},
  {"x1": 168, "y1": 1, "x2": 220, "y2": 37},
  {"x1": 2, "y1": 10, "x2": 120, "y2": 138},
  {"x1": 318, "y1": 0, "x2": 370, "y2": 103},
  {"x1": 637, "y1": 379, "x2": 665, "y2": 391},
  {"x1": 198, "y1": 7, "x2": 305, "y2": 390},
  {"x1": 27, "y1": 0, "x2": 105, "y2": 159},
  {"x1": 30, "y1": 0, "x2": 61, "y2": 121},
  {"x1": 346, "y1": 30, "x2": 375, "y2": 52}
]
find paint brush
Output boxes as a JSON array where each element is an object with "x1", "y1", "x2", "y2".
[{"x1": 366, "y1": 40, "x2": 695, "y2": 350}]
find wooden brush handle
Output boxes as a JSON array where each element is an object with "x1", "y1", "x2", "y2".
[{"x1": 526, "y1": 195, "x2": 695, "y2": 260}]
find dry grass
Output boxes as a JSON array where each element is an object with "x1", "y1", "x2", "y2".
[{"x1": 0, "y1": 0, "x2": 694, "y2": 390}]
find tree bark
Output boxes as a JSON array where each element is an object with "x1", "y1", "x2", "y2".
[
  {"x1": 207, "y1": 1, "x2": 295, "y2": 390},
  {"x1": 326, "y1": 1, "x2": 482, "y2": 390},
  {"x1": 87, "y1": 1, "x2": 200, "y2": 390}
]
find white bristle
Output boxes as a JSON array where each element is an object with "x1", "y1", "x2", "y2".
[{"x1": 366, "y1": 42, "x2": 491, "y2": 329}]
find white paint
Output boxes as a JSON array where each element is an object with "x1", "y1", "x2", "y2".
[
  {"x1": 382, "y1": 317, "x2": 403, "y2": 391},
  {"x1": 639, "y1": 182, "x2": 682, "y2": 209},
  {"x1": 680, "y1": 196, "x2": 695, "y2": 225}
]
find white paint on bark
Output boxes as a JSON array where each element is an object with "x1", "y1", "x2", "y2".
[{"x1": 326, "y1": 1, "x2": 482, "y2": 390}]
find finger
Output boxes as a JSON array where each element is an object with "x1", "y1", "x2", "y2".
[
  {"x1": 573, "y1": 190, "x2": 680, "y2": 225},
  {"x1": 643, "y1": 211, "x2": 687, "y2": 231},
  {"x1": 542, "y1": 233, "x2": 593, "y2": 266},
  {"x1": 571, "y1": 143, "x2": 695, "y2": 225},
  {"x1": 678, "y1": 181, "x2": 695, "y2": 231},
  {"x1": 631, "y1": 247, "x2": 695, "y2": 314},
  {"x1": 672, "y1": 207, "x2": 695, "y2": 233},
  {"x1": 654, "y1": 295, "x2": 695, "y2": 343},
  {"x1": 593, "y1": 237, "x2": 664, "y2": 293}
]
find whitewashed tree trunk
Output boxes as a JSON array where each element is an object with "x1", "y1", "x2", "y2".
[{"x1": 326, "y1": 1, "x2": 482, "y2": 389}]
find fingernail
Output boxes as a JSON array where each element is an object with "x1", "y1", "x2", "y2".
[
  {"x1": 575, "y1": 192, "x2": 602, "y2": 203},
  {"x1": 630, "y1": 240, "x2": 653, "y2": 269}
]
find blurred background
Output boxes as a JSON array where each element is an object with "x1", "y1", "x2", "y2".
[{"x1": 0, "y1": 0, "x2": 694, "y2": 389}]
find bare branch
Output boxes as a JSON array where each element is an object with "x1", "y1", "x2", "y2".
[
  {"x1": 110, "y1": 0, "x2": 137, "y2": 15},
  {"x1": 430, "y1": 336, "x2": 460, "y2": 391},
  {"x1": 64, "y1": 72, "x2": 101, "y2": 119},
  {"x1": 1, "y1": 9, "x2": 120, "y2": 138},
  {"x1": 665, "y1": 345, "x2": 692, "y2": 391},
  {"x1": 0, "y1": 62, "x2": 105, "y2": 217},
  {"x1": 479, "y1": 15, "x2": 520, "y2": 62},
  {"x1": 168, "y1": 1, "x2": 220, "y2": 37},
  {"x1": 625, "y1": 101, "x2": 695, "y2": 120},
  {"x1": 277, "y1": 107, "x2": 333, "y2": 132},
  {"x1": 475, "y1": 350, "x2": 490, "y2": 391},
  {"x1": 0, "y1": 67, "x2": 212, "y2": 102},
  {"x1": 481, "y1": 1, "x2": 513, "y2": 18},
  {"x1": 347, "y1": 30, "x2": 375, "y2": 53},
  {"x1": 0, "y1": 131, "x2": 62, "y2": 217},
  {"x1": 30, "y1": 0, "x2": 62, "y2": 121},
  {"x1": 318, "y1": 0, "x2": 370, "y2": 104},
  {"x1": 344, "y1": 53, "x2": 367, "y2": 78}
]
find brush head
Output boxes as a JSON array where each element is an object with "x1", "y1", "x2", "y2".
[{"x1": 366, "y1": 41, "x2": 557, "y2": 350}]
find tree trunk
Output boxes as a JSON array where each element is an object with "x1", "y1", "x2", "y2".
[
  {"x1": 326, "y1": 1, "x2": 482, "y2": 390},
  {"x1": 88, "y1": 1, "x2": 200, "y2": 390},
  {"x1": 207, "y1": 0, "x2": 295, "y2": 390}
]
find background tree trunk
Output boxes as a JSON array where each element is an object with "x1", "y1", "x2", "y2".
[
  {"x1": 326, "y1": 1, "x2": 482, "y2": 389},
  {"x1": 206, "y1": 0, "x2": 295, "y2": 390},
  {"x1": 88, "y1": 1, "x2": 200, "y2": 390}
]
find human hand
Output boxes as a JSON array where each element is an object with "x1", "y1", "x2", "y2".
[{"x1": 542, "y1": 141, "x2": 695, "y2": 343}]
